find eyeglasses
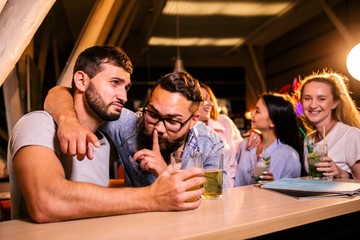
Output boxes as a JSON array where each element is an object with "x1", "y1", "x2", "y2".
[{"x1": 142, "y1": 108, "x2": 194, "y2": 132}]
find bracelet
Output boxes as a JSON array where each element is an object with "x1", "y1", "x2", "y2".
[{"x1": 339, "y1": 170, "x2": 353, "y2": 179}]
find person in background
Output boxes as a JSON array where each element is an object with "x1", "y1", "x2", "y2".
[
  {"x1": 199, "y1": 83, "x2": 259, "y2": 187},
  {"x1": 8, "y1": 46, "x2": 205, "y2": 223},
  {"x1": 44, "y1": 71, "x2": 223, "y2": 187},
  {"x1": 298, "y1": 70, "x2": 360, "y2": 179},
  {"x1": 235, "y1": 93, "x2": 304, "y2": 186}
]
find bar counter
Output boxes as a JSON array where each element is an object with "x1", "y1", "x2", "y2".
[{"x1": 1, "y1": 184, "x2": 360, "y2": 239}]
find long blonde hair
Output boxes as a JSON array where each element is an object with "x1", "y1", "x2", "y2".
[
  {"x1": 200, "y1": 83, "x2": 219, "y2": 121},
  {"x1": 298, "y1": 69, "x2": 360, "y2": 132}
]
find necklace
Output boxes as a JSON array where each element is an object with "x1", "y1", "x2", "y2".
[{"x1": 316, "y1": 120, "x2": 337, "y2": 142}]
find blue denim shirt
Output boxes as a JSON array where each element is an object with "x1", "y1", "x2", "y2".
[{"x1": 101, "y1": 108, "x2": 225, "y2": 187}]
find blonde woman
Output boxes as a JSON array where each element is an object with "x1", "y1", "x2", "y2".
[{"x1": 298, "y1": 70, "x2": 360, "y2": 179}]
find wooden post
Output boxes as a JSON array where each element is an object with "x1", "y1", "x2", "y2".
[
  {"x1": 320, "y1": 0, "x2": 357, "y2": 47},
  {"x1": 0, "y1": 0, "x2": 55, "y2": 87},
  {"x1": 57, "y1": 0, "x2": 118, "y2": 87},
  {"x1": 248, "y1": 44, "x2": 266, "y2": 92},
  {"x1": 3, "y1": 69, "x2": 24, "y2": 134},
  {"x1": 0, "y1": 0, "x2": 7, "y2": 13}
]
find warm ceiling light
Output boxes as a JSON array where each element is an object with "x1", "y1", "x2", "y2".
[
  {"x1": 149, "y1": 37, "x2": 244, "y2": 46},
  {"x1": 346, "y1": 43, "x2": 360, "y2": 81},
  {"x1": 163, "y1": 1, "x2": 294, "y2": 16},
  {"x1": 244, "y1": 111, "x2": 252, "y2": 120}
]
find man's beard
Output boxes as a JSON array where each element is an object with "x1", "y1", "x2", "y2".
[
  {"x1": 137, "y1": 120, "x2": 188, "y2": 164},
  {"x1": 85, "y1": 81, "x2": 121, "y2": 121}
]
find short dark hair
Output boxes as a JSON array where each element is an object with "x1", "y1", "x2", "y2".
[
  {"x1": 152, "y1": 71, "x2": 203, "y2": 114},
  {"x1": 72, "y1": 46, "x2": 133, "y2": 90}
]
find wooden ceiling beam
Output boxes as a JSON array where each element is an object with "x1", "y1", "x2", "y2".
[
  {"x1": 116, "y1": 1, "x2": 140, "y2": 47},
  {"x1": 0, "y1": 0, "x2": 55, "y2": 87},
  {"x1": 0, "y1": 0, "x2": 6, "y2": 13},
  {"x1": 140, "y1": 0, "x2": 168, "y2": 55},
  {"x1": 57, "y1": 0, "x2": 117, "y2": 87},
  {"x1": 106, "y1": 0, "x2": 137, "y2": 46},
  {"x1": 320, "y1": 0, "x2": 357, "y2": 47},
  {"x1": 97, "y1": 0, "x2": 125, "y2": 45},
  {"x1": 3, "y1": 69, "x2": 23, "y2": 134},
  {"x1": 223, "y1": 0, "x2": 304, "y2": 56}
]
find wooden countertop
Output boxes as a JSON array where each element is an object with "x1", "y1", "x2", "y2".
[{"x1": 1, "y1": 184, "x2": 360, "y2": 239}]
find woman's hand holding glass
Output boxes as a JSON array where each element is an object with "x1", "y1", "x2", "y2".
[
  {"x1": 316, "y1": 156, "x2": 349, "y2": 179},
  {"x1": 256, "y1": 170, "x2": 274, "y2": 184}
]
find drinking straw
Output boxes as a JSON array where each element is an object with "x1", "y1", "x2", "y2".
[
  {"x1": 299, "y1": 127, "x2": 313, "y2": 152},
  {"x1": 263, "y1": 135, "x2": 268, "y2": 154},
  {"x1": 323, "y1": 125, "x2": 327, "y2": 154},
  {"x1": 262, "y1": 135, "x2": 270, "y2": 166}
]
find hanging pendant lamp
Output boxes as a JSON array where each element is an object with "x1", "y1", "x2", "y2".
[{"x1": 173, "y1": 7, "x2": 187, "y2": 73}]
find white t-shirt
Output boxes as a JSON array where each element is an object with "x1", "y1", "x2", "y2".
[{"x1": 7, "y1": 111, "x2": 110, "y2": 219}]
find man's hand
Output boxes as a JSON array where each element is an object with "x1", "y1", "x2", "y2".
[
  {"x1": 133, "y1": 130, "x2": 167, "y2": 176},
  {"x1": 57, "y1": 116, "x2": 100, "y2": 160},
  {"x1": 44, "y1": 85, "x2": 100, "y2": 160},
  {"x1": 149, "y1": 167, "x2": 205, "y2": 210}
]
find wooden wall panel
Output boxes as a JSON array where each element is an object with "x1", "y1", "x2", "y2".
[
  {"x1": 264, "y1": 0, "x2": 360, "y2": 103},
  {"x1": 265, "y1": 14, "x2": 335, "y2": 61},
  {"x1": 266, "y1": 30, "x2": 349, "y2": 78}
]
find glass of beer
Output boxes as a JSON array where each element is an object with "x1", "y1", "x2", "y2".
[
  {"x1": 170, "y1": 150, "x2": 203, "y2": 202},
  {"x1": 201, "y1": 153, "x2": 223, "y2": 200}
]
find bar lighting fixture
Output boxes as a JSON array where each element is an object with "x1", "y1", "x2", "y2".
[
  {"x1": 162, "y1": 1, "x2": 294, "y2": 17},
  {"x1": 148, "y1": 37, "x2": 244, "y2": 46},
  {"x1": 346, "y1": 43, "x2": 360, "y2": 81},
  {"x1": 173, "y1": 0, "x2": 186, "y2": 73},
  {"x1": 244, "y1": 111, "x2": 252, "y2": 120},
  {"x1": 149, "y1": 0, "x2": 293, "y2": 47}
]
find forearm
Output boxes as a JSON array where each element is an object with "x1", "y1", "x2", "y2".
[
  {"x1": 30, "y1": 181, "x2": 156, "y2": 223},
  {"x1": 15, "y1": 146, "x2": 203, "y2": 223},
  {"x1": 25, "y1": 171, "x2": 203, "y2": 223},
  {"x1": 22, "y1": 177, "x2": 157, "y2": 223},
  {"x1": 44, "y1": 86, "x2": 77, "y2": 124},
  {"x1": 14, "y1": 147, "x2": 156, "y2": 223}
]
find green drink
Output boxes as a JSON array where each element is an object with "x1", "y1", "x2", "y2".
[{"x1": 307, "y1": 152, "x2": 323, "y2": 179}]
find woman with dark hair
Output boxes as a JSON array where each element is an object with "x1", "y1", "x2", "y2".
[{"x1": 235, "y1": 93, "x2": 304, "y2": 186}]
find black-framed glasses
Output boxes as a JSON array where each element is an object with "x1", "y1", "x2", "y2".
[{"x1": 142, "y1": 108, "x2": 194, "y2": 132}]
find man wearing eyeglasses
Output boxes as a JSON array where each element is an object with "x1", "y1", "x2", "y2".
[
  {"x1": 45, "y1": 71, "x2": 224, "y2": 187},
  {"x1": 9, "y1": 46, "x2": 205, "y2": 223},
  {"x1": 114, "y1": 72, "x2": 224, "y2": 186}
]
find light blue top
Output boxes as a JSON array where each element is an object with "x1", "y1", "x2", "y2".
[
  {"x1": 234, "y1": 138, "x2": 301, "y2": 187},
  {"x1": 101, "y1": 108, "x2": 225, "y2": 187}
]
